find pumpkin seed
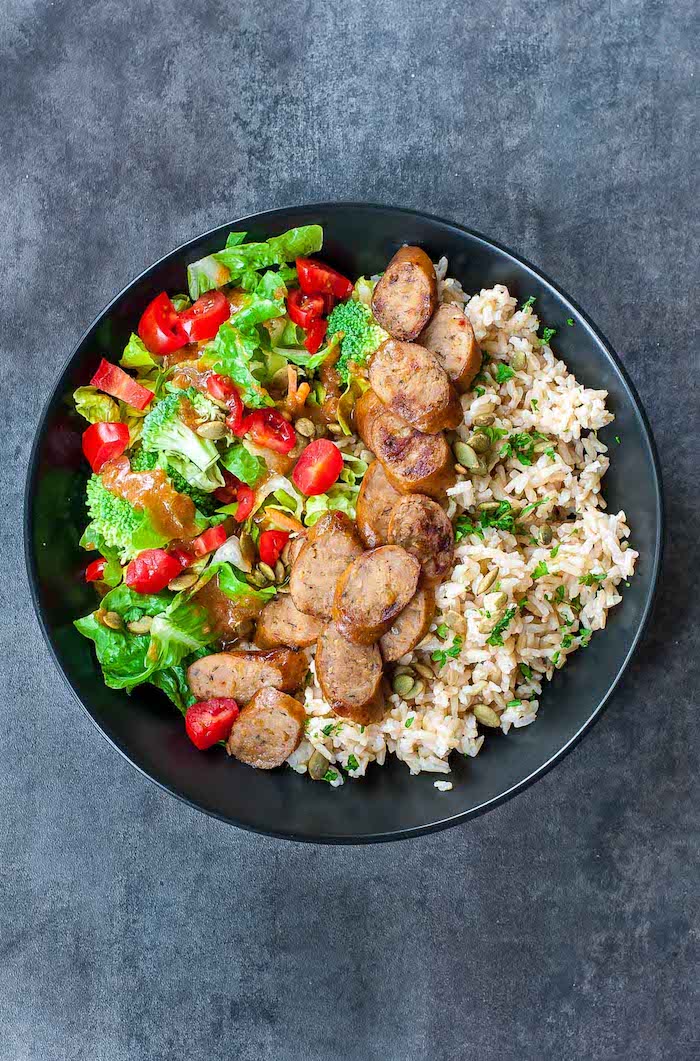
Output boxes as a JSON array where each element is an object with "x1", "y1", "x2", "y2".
[
  {"x1": 269, "y1": 366, "x2": 290, "y2": 392},
  {"x1": 239, "y1": 532, "x2": 256, "y2": 569},
  {"x1": 295, "y1": 417, "x2": 316, "y2": 438},
  {"x1": 474, "y1": 457, "x2": 490, "y2": 476},
  {"x1": 308, "y1": 749, "x2": 331, "y2": 781},
  {"x1": 490, "y1": 591, "x2": 508, "y2": 611},
  {"x1": 511, "y1": 350, "x2": 527, "y2": 371},
  {"x1": 394, "y1": 665, "x2": 415, "y2": 678},
  {"x1": 473, "y1": 413, "x2": 495, "y2": 427},
  {"x1": 404, "y1": 679, "x2": 425, "y2": 701},
  {"x1": 392, "y1": 673, "x2": 416, "y2": 699},
  {"x1": 327, "y1": 423, "x2": 343, "y2": 435},
  {"x1": 126, "y1": 615, "x2": 153, "y2": 635},
  {"x1": 478, "y1": 500, "x2": 501, "y2": 513},
  {"x1": 453, "y1": 441, "x2": 479, "y2": 469},
  {"x1": 248, "y1": 569, "x2": 268, "y2": 588},
  {"x1": 444, "y1": 610, "x2": 467, "y2": 636},
  {"x1": 274, "y1": 560, "x2": 286, "y2": 583},
  {"x1": 167, "y1": 571, "x2": 199, "y2": 592},
  {"x1": 314, "y1": 422, "x2": 328, "y2": 438},
  {"x1": 101, "y1": 610, "x2": 123, "y2": 631},
  {"x1": 258, "y1": 562, "x2": 276, "y2": 582},
  {"x1": 476, "y1": 568, "x2": 499, "y2": 594},
  {"x1": 412, "y1": 662, "x2": 435, "y2": 681},
  {"x1": 538, "y1": 524, "x2": 553, "y2": 546},
  {"x1": 473, "y1": 703, "x2": 501, "y2": 728},
  {"x1": 196, "y1": 420, "x2": 228, "y2": 440},
  {"x1": 468, "y1": 432, "x2": 491, "y2": 453},
  {"x1": 533, "y1": 440, "x2": 552, "y2": 454}
]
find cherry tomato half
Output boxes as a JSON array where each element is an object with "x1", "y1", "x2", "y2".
[
  {"x1": 125, "y1": 549, "x2": 183, "y2": 594},
  {"x1": 85, "y1": 558, "x2": 107, "y2": 582},
  {"x1": 287, "y1": 289, "x2": 325, "y2": 329},
  {"x1": 296, "y1": 258, "x2": 353, "y2": 300},
  {"x1": 291, "y1": 439, "x2": 344, "y2": 496},
  {"x1": 206, "y1": 373, "x2": 238, "y2": 402},
  {"x1": 258, "y1": 530, "x2": 290, "y2": 567},
  {"x1": 303, "y1": 318, "x2": 327, "y2": 354},
  {"x1": 240, "y1": 409, "x2": 296, "y2": 454},
  {"x1": 233, "y1": 484, "x2": 255, "y2": 522},
  {"x1": 82, "y1": 421, "x2": 130, "y2": 472},
  {"x1": 191, "y1": 524, "x2": 228, "y2": 557},
  {"x1": 138, "y1": 292, "x2": 188, "y2": 356},
  {"x1": 179, "y1": 290, "x2": 230, "y2": 343},
  {"x1": 185, "y1": 698, "x2": 240, "y2": 750},
  {"x1": 90, "y1": 360, "x2": 154, "y2": 411}
]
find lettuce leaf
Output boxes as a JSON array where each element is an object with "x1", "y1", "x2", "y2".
[
  {"x1": 214, "y1": 225, "x2": 322, "y2": 277},
  {"x1": 198, "y1": 561, "x2": 276, "y2": 604},
  {"x1": 187, "y1": 255, "x2": 232, "y2": 300},
  {"x1": 119, "y1": 334, "x2": 157, "y2": 374},
  {"x1": 73, "y1": 386, "x2": 119, "y2": 424},
  {"x1": 200, "y1": 322, "x2": 273, "y2": 408},
  {"x1": 220, "y1": 441, "x2": 266, "y2": 486}
]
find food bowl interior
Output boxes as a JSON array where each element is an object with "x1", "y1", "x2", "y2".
[{"x1": 26, "y1": 204, "x2": 662, "y2": 842}]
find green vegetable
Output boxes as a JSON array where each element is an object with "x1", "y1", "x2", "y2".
[
  {"x1": 323, "y1": 769, "x2": 339, "y2": 783},
  {"x1": 540, "y1": 327, "x2": 556, "y2": 346},
  {"x1": 566, "y1": 318, "x2": 574, "y2": 327},
  {"x1": 486, "y1": 607, "x2": 517, "y2": 647},
  {"x1": 532, "y1": 561, "x2": 549, "y2": 579},
  {"x1": 326, "y1": 299, "x2": 387, "y2": 384},
  {"x1": 73, "y1": 386, "x2": 119, "y2": 424},
  {"x1": 201, "y1": 322, "x2": 273, "y2": 408},
  {"x1": 431, "y1": 636, "x2": 463, "y2": 669},
  {"x1": 220, "y1": 442, "x2": 266, "y2": 486},
  {"x1": 475, "y1": 386, "x2": 486, "y2": 398},
  {"x1": 202, "y1": 562, "x2": 276, "y2": 605},
  {"x1": 578, "y1": 571, "x2": 606, "y2": 587},
  {"x1": 214, "y1": 225, "x2": 323, "y2": 277},
  {"x1": 85, "y1": 474, "x2": 170, "y2": 562},
  {"x1": 550, "y1": 544, "x2": 560, "y2": 558},
  {"x1": 494, "y1": 364, "x2": 515, "y2": 384},
  {"x1": 187, "y1": 255, "x2": 232, "y2": 301},
  {"x1": 579, "y1": 628, "x2": 592, "y2": 647},
  {"x1": 436, "y1": 623, "x2": 449, "y2": 640},
  {"x1": 506, "y1": 699, "x2": 522, "y2": 708},
  {"x1": 346, "y1": 754, "x2": 359, "y2": 772},
  {"x1": 405, "y1": 716, "x2": 414, "y2": 729},
  {"x1": 499, "y1": 431, "x2": 547, "y2": 467},
  {"x1": 519, "y1": 662, "x2": 533, "y2": 680},
  {"x1": 520, "y1": 497, "x2": 549, "y2": 517},
  {"x1": 531, "y1": 398, "x2": 538, "y2": 410},
  {"x1": 231, "y1": 297, "x2": 285, "y2": 334},
  {"x1": 119, "y1": 334, "x2": 157, "y2": 374},
  {"x1": 521, "y1": 296, "x2": 536, "y2": 311},
  {"x1": 615, "y1": 435, "x2": 621, "y2": 444},
  {"x1": 454, "y1": 516, "x2": 484, "y2": 542},
  {"x1": 141, "y1": 388, "x2": 223, "y2": 489}
]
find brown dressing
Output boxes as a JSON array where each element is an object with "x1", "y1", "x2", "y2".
[
  {"x1": 101, "y1": 456, "x2": 201, "y2": 540},
  {"x1": 193, "y1": 576, "x2": 265, "y2": 644}
]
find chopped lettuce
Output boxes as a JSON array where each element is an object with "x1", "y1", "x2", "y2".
[
  {"x1": 220, "y1": 441, "x2": 266, "y2": 486},
  {"x1": 203, "y1": 561, "x2": 276, "y2": 604},
  {"x1": 119, "y1": 334, "x2": 157, "y2": 374},
  {"x1": 200, "y1": 322, "x2": 273, "y2": 408},
  {"x1": 231, "y1": 297, "x2": 285, "y2": 334},
  {"x1": 187, "y1": 255, "x2": 232, "y2": 301},
  {"x1": 187, "y1": 226, "x2": 321, "y2": 300},
  {"x1": 303, "y1": 453, "x2": 367, "y2": 526},
  {"x1": 73, "y1": 386, "x2": 120, "y2": 424}
]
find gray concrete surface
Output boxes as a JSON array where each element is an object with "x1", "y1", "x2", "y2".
[{"x1": 1, "y1": 1, "x2": 698, "y2": 1058}]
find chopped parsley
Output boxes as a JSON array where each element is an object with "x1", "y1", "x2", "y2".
[
  {"x1": 518, "y1": 596, "x2": 529, "y2": 612},
  {"x1": 476, "y1": 424, "x2": 508, "y2": 445},
  {"x1": 431, "y1": 636, "x2": 463, "y2": 669},
  {"x1": 566, "y1": 317, "x2": 574, "y2": 326},
  {"x1": 531, "y1": 398, "x2": 538, "y2": 410},
  {"x1": 322, "y1": 723, "x2": 334, "y2": 736},
  {"x1": 532, "y1": 560, "x2": 549, "y2": 579},
  {"x1": 554, "y1": 585, "x2": 566, "y2": 603},
  {"x1": 578, "y1": 571, "x2": 606, "y2": 587},
  {"x1": 521, "y1": 295, "x2": 536, "y2": 311},
  {"x1": 500, "y1": 431, "x2": 547, "y2": 466},
  {"x1": 552, "y1": 650, "x2": 560, "y2": 665},
  {"x1": 539, "y1": 327, "x2": 556, "y2": 346},
  {"x1": 475, "y1": 385, "x2": 486, "y2": 398},
  {"x1": 561, "y1": 634, "x2": 574, "y2": 649},
  {"x1": 436, "y1": 623, "x2": 449, "y2": 639},
  {"x1": 360, "y1": 726, "x2": 365, "y2": 733},
  {"x1": 494, "y1": 363, "x2": 515, "y2": 384},
  {"x1": 346, "y1": 754, "x2": 359, "y2": 772},
  {"x1": 454, "y1": 516, "x2": 484, "y2": 542},
  {"x1": 544, "y1": 446, "x2": 556, "y2": 459},
  {"x1": 550, "y1": 544, "x2": 560, "y2": 558},
  {"x1": 615, "y1": 435, "x2": 621, "y2": 444},
  {"x1": 486, "y1": 606, "x2": 516, "y2": 647},
  {"x1": 520, "y1": 496, "x2": 549, "y2": 517},
  {"x1": 579, "y1": 628, "x2": 592, "y2": 647},
  {"x1": 323, "y1": 769, "x2": 339, "y2": 783},
  {"x1": 405, "y1": 716, "x2": 414, "y2": 729},
  {"x1": 519, "y1": 662, "x2": 533, "y2": 680},
  {"x1": 506, "y1": 699, "x2": 522, "y2": 708}
]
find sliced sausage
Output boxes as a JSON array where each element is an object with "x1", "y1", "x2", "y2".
[
  {"x1": 226, "y1": 687, "x2": 306, "y2": 769},
  {"x1": 371, "y1": 246, "x2": 437, "y2": 341},
  {"x1": 355, "y1": 460, "x2": 402, "y2": 549},
  {"x1": 254, "y1": 594, "x2": 324, "y2": 649},
  {"x1": 187, "y1": 647, "x2": 308, "y2": 704},
  {"x1": 369, "y1": 339, "x2": 462, "y2": 434},
  {"x1": 418, "y1": 302, "x2": 482, "y2": 393},
  {"x1": 355, "y1": 390, "x2": 456, "y2": 500},
  {"x1": 285, "y1": 533, "x2": 307, "y2": 567},
  {"x1": 380, "y1": 587, "x2": 436, "y2": 662},
  {"x1": 289, "y1": 511, "x2": 364, "y2": 620},
  {"x1": 387, "y1": 494, "x2": 455, "y2": 586},
  {"x1": 315, "y1": 622, "x2": 385, "y2": 725},
  {"x1": 333, "y1": 545, "x2": 420, "y2": 644}
]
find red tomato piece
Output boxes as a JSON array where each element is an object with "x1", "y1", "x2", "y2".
[
  {"x1": 213, "y1": 468, "x2": 241, "y2": 505},
  {"x1": 85, "y1": 558, "x2": 107, "y2": 582},
  {"x1": 304, "y1": 318, "x2": 327, "y2": 354},
  {"x1": 179, "y1": 290, "x2": 230, "y2": 343},
  {"x1": 240, "y1": 409, "x2": 296, "y2": 454},
  {"x1": 287, "y1": 289, "x2": 325, "y2": 329},
  {"x1": 82, "y1": 421, "x2": 130, "y2": 472},
  {"x1": 138, "y1": 292, "x2": 188, "y2": 356},
  {"x1": 233, "y1": 484, "x2": 255, "y2": 522},
  {"x1": 206, "y1": 373, "x2": 237, "y2": 402},
  {"x1": 191, "y1": 524, "x2": 228, "y2": 557},
  {"x1": 124, "y1": 549, "x2": 183, "y2": 594},
  {"x1": 258, "y1": 530, "x2": 289, "y2": 567},
  {"x1": 296, "y1": 258, "x2": 353, "y2": 300},
  {"x1": 90, "y1": 360, "x2": 154, "y2": 411},
  {"x1": 168, "y1": 546, "x2": 194, "y2": 569},
  {"x1": 185, "y1": 697, "x2": 240, "y2": 750},
  {"x1": 292, "y1": 439, "x2": 344, "y2": 496}
]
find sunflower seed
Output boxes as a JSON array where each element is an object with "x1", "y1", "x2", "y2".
[
  {"x1": 308, "y1": 749, "x2": 331, "y2": 781},
  {"x1": 412, "y1": 662, "x2": 435, "y2": 681},
  {"x1": 126, "y1": 616, "x2": 153, "y2": 635},
  {"x1": 476, "y1": 568, "x2": 499, "y2": 594},
  {"x1": 327, "y1": 423, "x2": 343, "y2": 435},
  {"x1": 538, "y1": 524, "x2": 553, "y2": 546},
  {"x1": 101, "y1": 611, "x2": 123, "y2": 631},
  {"x1": 454, "y1": 463, "x2": 467, "y2": 475},
  {"x1": 478, "y1": 501, "x2": 501, "y2": 512},
  {"x1": 473, "y1": 704, "x2": 501, "y2": 727},
  {"x1": 196, "y1": 421, "x2": 228, "y2": 440}
]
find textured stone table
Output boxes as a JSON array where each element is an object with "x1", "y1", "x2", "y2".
[{"x1": 2, "y1": 1, "x2": 698, "y2": 1058}]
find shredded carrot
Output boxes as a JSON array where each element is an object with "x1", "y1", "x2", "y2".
[
  {"x1": 261, "y1": 509, "x2": 304, "y2": 533},
  {"x1": 287, "y1": 366, "x2": 298, "y2": 400},
  {"x1": 295, "y1": 382, "x2": 310, "y2": 406}
]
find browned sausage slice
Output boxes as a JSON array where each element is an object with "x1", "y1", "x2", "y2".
[
  {"x1": 187, "y1": 647, "x2": 308, "y2": 704},
  {"x1": 418, "y1": 303, "x2": 482, "y2": 393},
  {"x1": 371, "y1": 246, "x2": 437, "y2": 341},
  {"x1": 226, "y1": 687, "x2": 306, "y2": 769},
  {"x1": 355, "y1": 390, "x2": 456, "y2": 500},
  {"x1": 333, "y1": 545, "x2": 420, "y2": 644},
  {"x1": 315, "y1": 622, "x2": 385, "y2": 725},
  {"x1": 254, "y1": 594, "x2": 324, "y2": 649},
  {"x1": 289, "y1": 511, "x2": 363, "y2": 619},
  {"x1": 369, "y1": 339, "x2": 462, "y2": 434},
  {"x1": 355, "y1": 460, "x2": 402, "y2": 549},
  {"x1": 387, "y1": 494, "x2": 455, "y2": 586},
  {"x1": 379, "y1": 587, "x2": 436, "y2": 662}
]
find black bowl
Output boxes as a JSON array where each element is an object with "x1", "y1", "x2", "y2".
[{"x1": 25, "y1": 204, "x2": 663, "y2": 843}]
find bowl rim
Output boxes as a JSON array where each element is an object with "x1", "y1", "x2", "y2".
[{"x1": 24, "y1": 201, "x2": 664, "y2": 844}]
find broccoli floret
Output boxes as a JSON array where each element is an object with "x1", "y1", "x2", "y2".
[
  {"x1": 141, "y1": 388, "x2": 221, "y2": 474},
  {"x1": 327, "y1": 300, "x2": 387, "y2": 385},
  {"x1": 85, "y1": 475, "x2": 169, "y2": 562},
  {"x1": 130, "y1": 447, "x2": 219, "y2": 516}
]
